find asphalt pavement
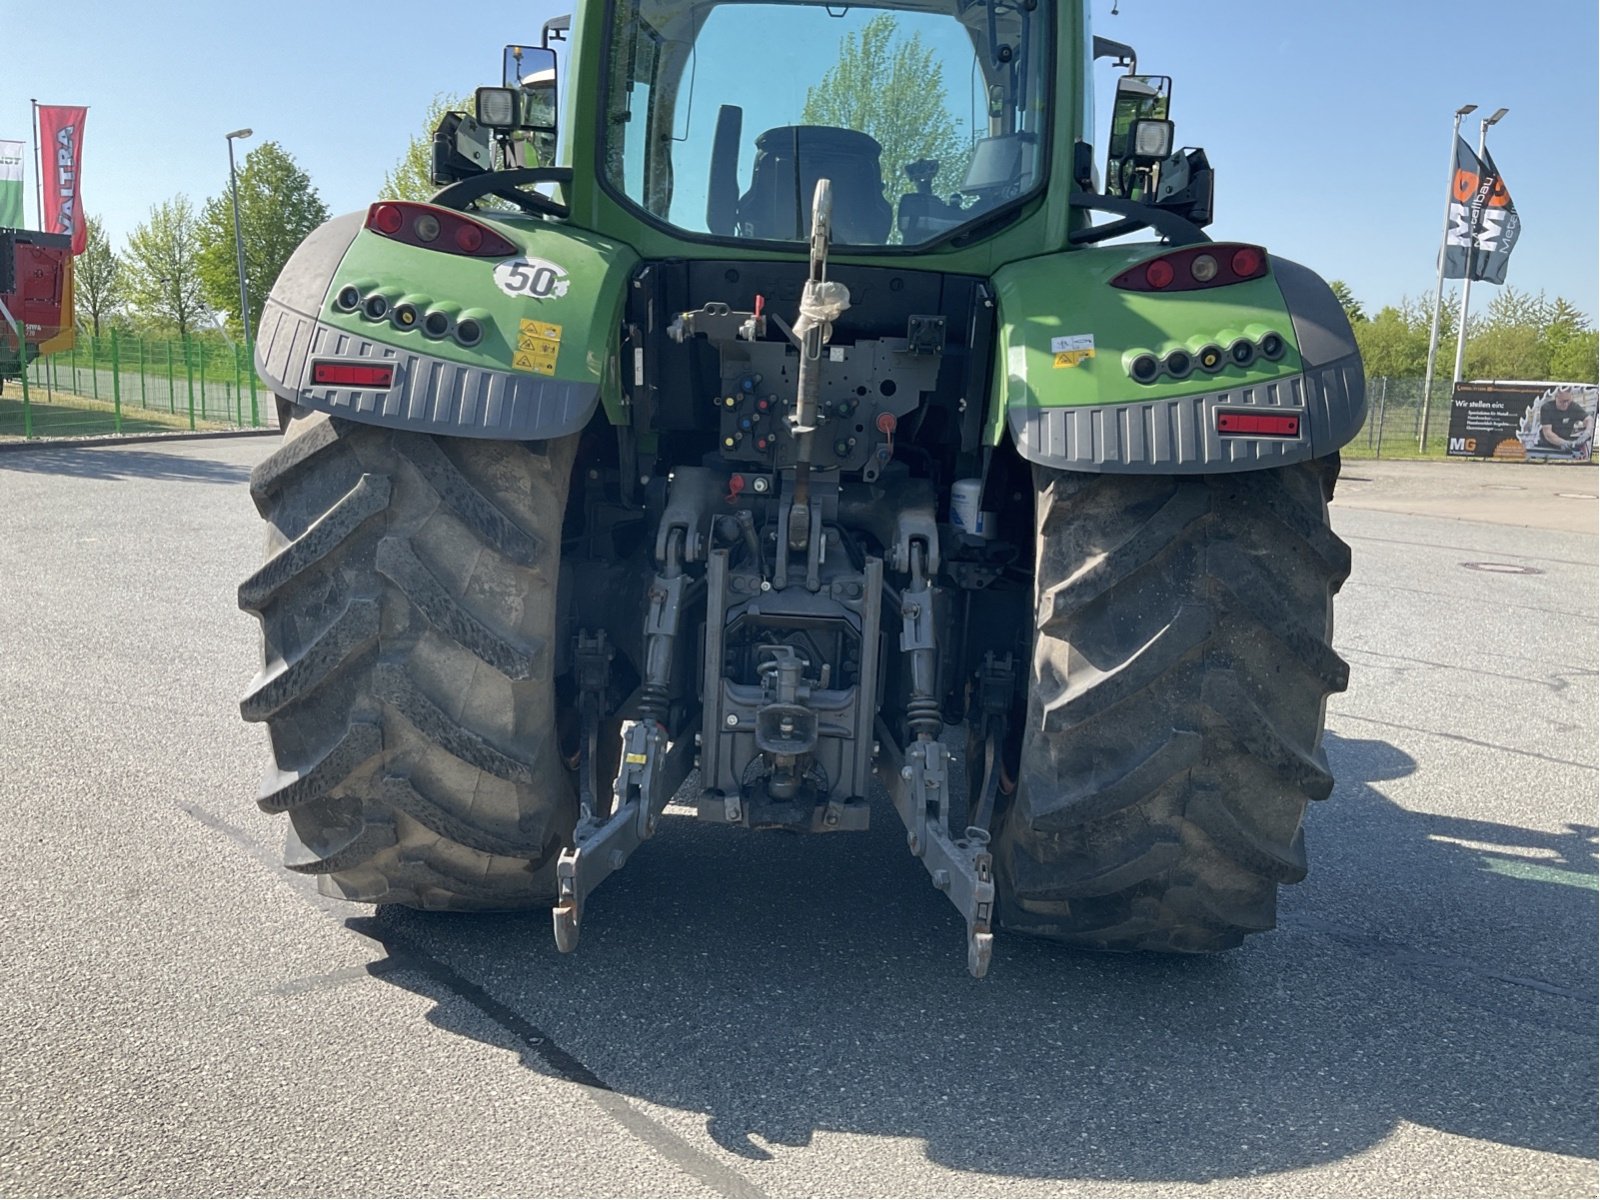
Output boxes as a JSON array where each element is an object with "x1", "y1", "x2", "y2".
[{"x1": 0, "y1": 441, "x2": 1594, "y2": 1198}]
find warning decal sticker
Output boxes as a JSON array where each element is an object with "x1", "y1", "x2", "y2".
[
  {"x1": 1051, "y1": 333, "x2": 1096, "y2": 369},
  {"x1": 514, "y1": 318, "x2": 562, "y2": 376}
]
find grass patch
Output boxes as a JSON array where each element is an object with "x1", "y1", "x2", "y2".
[
  {"x1": 1342, "y1": 435, "x2": 1455, "y2": 462},
  {"x1": 0, "y1": 388, "x2": 235, "y2": 440}
]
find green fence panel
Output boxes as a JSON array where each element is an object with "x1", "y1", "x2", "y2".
[{"x1": 111, "y1": 329, "x2": 122, "y2": 435}]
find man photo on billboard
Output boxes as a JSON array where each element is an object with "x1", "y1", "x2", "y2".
[{"x1": 1539, "y1": 386, "x2": 1595, "y2": 456}]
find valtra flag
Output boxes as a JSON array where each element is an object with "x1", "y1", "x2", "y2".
[
  {"x1": 38, "y1": 105, "x2": 88, "y2": 255},
  {"x1": 1442, "y1": 135, "x2": 1521, "y2": 285},
  {"x1": 0, "y1": 140, "x2": 24, "y2": 228}
]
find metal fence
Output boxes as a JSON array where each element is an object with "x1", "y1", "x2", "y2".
[
  {"x1": 1346, "y1": 376, "x2": 1467, "y2": 460},
  {"x1": 2, "y1": 332, "x2": 269, "y2": 439},
  {"x1": 0, "y1": 350, "x2": 1469, "y2": 459}
]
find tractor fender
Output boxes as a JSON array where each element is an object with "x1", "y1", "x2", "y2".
[
  {"x1": 992, "y1": 246, "x2": 1365, "y2": 473},
  {"x1": 255, "y1": 209, "x2": 637, "y2": 439}
]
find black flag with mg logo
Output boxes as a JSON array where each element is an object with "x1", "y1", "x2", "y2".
[{"x1": 1443, "y1": 137, "x2": 1521, "y2": 284}]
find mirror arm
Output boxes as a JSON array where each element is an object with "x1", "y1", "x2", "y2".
[
  {"x1": 432, "y1": 167, "x2": 575, "y2": 216},
  {"x1": 1091, "y1": 35, "x2": 1136, "y2": 70},
  {"x1": 542, "y1": 14, "x2": 572, "y2": 48},
  {"x1": 1068, "y1": 192, "x2": 1210, "y2": 246}
]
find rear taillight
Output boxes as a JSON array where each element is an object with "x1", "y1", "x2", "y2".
[
  {"x1": 1231, "y1": 246, "x2": 1264, "y2": 277},
  {"x1": 364, "y1": 202, "x2": 516, "y2": 258},
  {"x1": 1112, "y1": 244, "x2": 1270, "y2": 293},
  {"x1": 370, "y1": 204, "x2": 404, "y2": 235},
  {"x1": 311, "y1": 361, "x2": 395, "y2": 388},
  {"x1": 1216, "y1": 410, "x2": 1300, "y2": 437}
]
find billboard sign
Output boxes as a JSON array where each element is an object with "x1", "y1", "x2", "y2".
[{"x1": 1447, "y1": 382, "x2": 1597, "y2": 462}]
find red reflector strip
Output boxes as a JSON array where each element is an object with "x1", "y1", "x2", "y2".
[
  {"x1": 1216, "y1": 411, "x2": 1301, "y2": 437},
  {"x1": 311, "y1": 362, "x2": 395, "y2": 388}
]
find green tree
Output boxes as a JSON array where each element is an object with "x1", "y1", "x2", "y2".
[
  {"x1": 196, "y1": 141, "x2": 331, "y2": 336},
  {"x1": 1465, "y1": 286, "x2": 1552, "y2": 381},
  {"x1": 1537, "y1": 296, "x2": 1594, "y2": 383},
  {"x1": 1353, "y1": 291, "x2": 1456, "y2": 379},
  {"x1": 1328, "y1": 279, "x2": 1365, "y2": 324},
  {"x1": 123, "y1": 196, "x2": 206, "y2": 338},
  {"x1": 1548, "y1": 330, "x2": 1599, "y2": 383},
  {"x1": 383, "y1": 94, "x2": 469, "y2": 201},
  {"x1": 75, "y1": 215, "x2": 122, "y2": 337},
  {"x1": 801, "y1": 15, "x2": 970, "y2": 232}
]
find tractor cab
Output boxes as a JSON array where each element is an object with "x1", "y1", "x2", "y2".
[{"x1": 596, "y1": 0, "x2": 1051, "y2": 249}]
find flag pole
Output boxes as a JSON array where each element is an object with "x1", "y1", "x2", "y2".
[
  {"x1": 1419, "y1": 103, "x2": 1476, "y2": 453},
  {"x1": 1451, "y1": 107, "x2": 1509, "y2": 391},
  {"x1": 29, "y1": 98, "x2": 42, "y2": 231}
]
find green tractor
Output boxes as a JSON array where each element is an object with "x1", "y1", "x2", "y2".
[{"x1": 239, "y1": 1, "x2": 1362, "y2": 976}]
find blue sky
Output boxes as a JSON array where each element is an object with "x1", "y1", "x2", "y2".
[{"x1": 3, "y1": 0, "x2": 1595, "y2": 317}]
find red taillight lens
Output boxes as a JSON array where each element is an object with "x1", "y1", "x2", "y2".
[
  {"x1": 370, "y1": 204, "x2": 404, "y2": 235},
  {"x1": 1113, "y1": 244, "x2": 1271, "y2": 292},
  {"x1": 1231, "y1": 247, "x2": 1263, "y2": 277},
  {"x1": 311, "y1": 361, "x2": 395, "y2": 388},
  {"x1": 1216, "y1": 410, "x2": 1300, "y2": 437},
  {"x1": 364, "y1": 202, "x2": 516, "y2": 258}
]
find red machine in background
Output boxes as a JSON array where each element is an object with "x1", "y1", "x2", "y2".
[{"x1": 0, "y1": 228, "x2": 75, "y2": 393}]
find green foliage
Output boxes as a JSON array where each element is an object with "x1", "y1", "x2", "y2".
[
  {"x1": 75, "y1": 215, "x2": 122, "y2": 337},
  {"x1": 801, "y1": 15, "x2": 971, "y2": 232},
  {"x1": 1461, "y1": 287, "x2": 1598, "y2": 383},
  {"x1": 1328, "y1": 280, "x2": 1365, "y2": 324},
  {"x1": 383, "y1": 94, "x2": 469, "y2": 201},
  {"x1": 1352, "y1": 292, "x2": 1455, "y2": 380},
  {"x1": 1540, "y1": 297, "x2": 1597, "y2": 384},
  {"x1": 123, "y1": 196, "x2": 207, "y2": 339},
  {"x1": 1351, "y1": 284, "x2": 1597, "y2": 385},
  {"x1": 196, "y1": 141, "x2": 331, "y2": 338},
  {"x1": 1548, "y1": 330, "x2": 1598, "y2": 383}
]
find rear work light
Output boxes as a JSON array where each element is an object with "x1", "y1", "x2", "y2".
[
  {"x1": 1216, "y1": 410, "x2": 1300, "y2": 437},
  {"x1": 1111, "y1": 244, "x2": 1271, "y2": 293},
  {"x1": 311, "y1": 361, "x2": 395, "y2": 389},
  {"x1": 364, "y1": 202, "x2": 517, "y2": 258}
]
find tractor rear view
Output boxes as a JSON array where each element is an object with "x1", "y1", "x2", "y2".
[{"x1": 239, "y1": 2, "x2": 1362, "y2": 976}]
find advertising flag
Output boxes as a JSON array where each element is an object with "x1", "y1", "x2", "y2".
[
  {"x1": 37, "y1": 105, "x2": 88, "y2": 254},
  {"x1": 1471, "y1": 144, "x2": 1521, "y2": 284},
  {"x1": 0, "y1": 140, "x2": 23, "y2": 228},
  {"x1": 1443, "y1": 135, "x2": 1520, "y2": 284}
]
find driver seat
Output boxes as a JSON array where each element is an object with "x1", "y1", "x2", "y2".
[{"x1": 737, "y1": 126, "x2": 893, "y2": 245}]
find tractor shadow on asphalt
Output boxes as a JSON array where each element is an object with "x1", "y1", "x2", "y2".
[
  {"x1": 0, "y1": 444, "x2": 255, "y2": 484},
  {"x1": 355, "y1": 731, "x2": 1597, "y2": 1183}
]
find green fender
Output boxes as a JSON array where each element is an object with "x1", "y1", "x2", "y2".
[
  {"x1": 254, "y1": 209, "x2": 638, "y2": 439},
  {"x1": 988, "y1": 243, "x2": 1365, "y2": 472}
]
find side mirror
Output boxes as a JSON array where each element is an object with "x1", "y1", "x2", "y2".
[
  {"x1": 1105, "y1": 74, "x2": 1171, "y2": 199},
  {"x1": 502, "y1": 45, "x2": 559, "y2": 127},
  {"x1": 500, "y1": 44, "x2": 559, "y2": 166}
]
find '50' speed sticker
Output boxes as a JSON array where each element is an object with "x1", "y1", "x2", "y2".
[{"x1": 493, "y1": 257, "x2": 570, "y2": 300}]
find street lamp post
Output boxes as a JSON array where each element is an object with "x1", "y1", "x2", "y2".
[
  {"x1": 1419, "y1": 104, "x2": 1476, "y2": 453},
  {"x1": 224, "y1": 128, "x2": 253, "y2": 357},
  {"x1": 1451, "y1": 107, "x2": 1509, "y2": 388}
]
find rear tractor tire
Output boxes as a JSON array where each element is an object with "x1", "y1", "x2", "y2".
[
  {"x1": 238, "y1": 407, "x2": 579, "y2": 909},
  {"x1": 995, "y1": 456, "x2": 1350, "y2": 951}
]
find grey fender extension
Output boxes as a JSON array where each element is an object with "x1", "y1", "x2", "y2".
[
  {"x1": 253, "y1": 213, "x2": 599, "y2": 440},
  {"x1": 1008, "y1": 255, "x2": 1366, "y2": 474}
]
